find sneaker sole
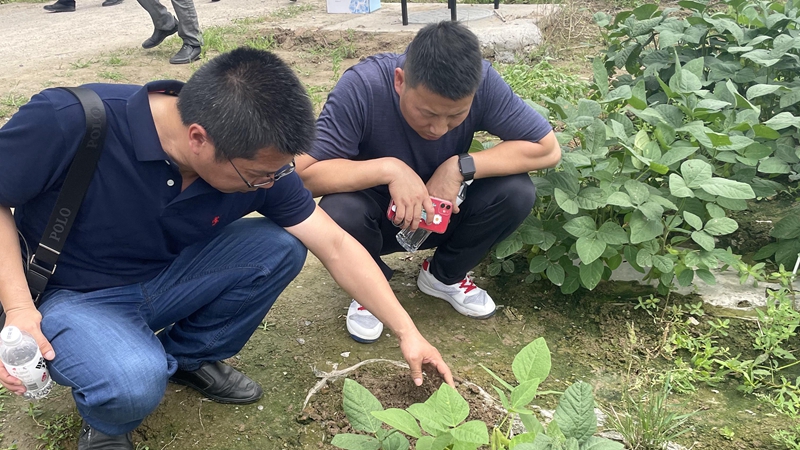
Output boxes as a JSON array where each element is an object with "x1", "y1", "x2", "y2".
[
  {"x1": 417, "y1": 276, "x2": 496, "y2": 319},
  {"x1": 346, "y1": 322, "x2": 382, "y2": 344}
]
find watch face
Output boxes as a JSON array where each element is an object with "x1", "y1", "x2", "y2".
[{"x1": 459, "y1": 154, "x2": 476, "y2": 177}]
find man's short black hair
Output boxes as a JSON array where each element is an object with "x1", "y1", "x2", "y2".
[
  {"x1": 178, "y1": 47, "x2": 315, "y2": 161},
  {"x1": 404, "y1": 21, "x2": 483, "y2": 101}
]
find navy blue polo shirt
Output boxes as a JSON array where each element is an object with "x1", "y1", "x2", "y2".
[{"x1": 0, "y1": 81, "x2": 316, "y2": 292}]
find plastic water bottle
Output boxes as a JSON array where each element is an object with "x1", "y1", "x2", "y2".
[
  {"x1": 0, "y1": 326, "x2": 53, "y2": 400},
  {"x1": 396, "y1": 181, "x2": 472, "y2": 252}
]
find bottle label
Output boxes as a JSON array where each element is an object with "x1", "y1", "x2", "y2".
[{"x1": 5, "y1": 353, "x2": 50, "y2": 392}]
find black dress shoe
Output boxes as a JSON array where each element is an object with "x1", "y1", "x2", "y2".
[
  {"x1": 43, "y1": 1, "x2": 75, "y2": 12},
  {"x1": 169, "y1": 44, "x2": 202, "y2": 64},
  {"x1": 102, "y1": 0, "x2": 123, "y2": 6},
  {"x1": 141, "y1": 21, "x2": 179, "y2": 49},
  {"x1": 78, "y1": 421, "x2": 133, "y2": 450},
  {"x1": 169, "y1": 361, "x2": 263, "y2": 404}
]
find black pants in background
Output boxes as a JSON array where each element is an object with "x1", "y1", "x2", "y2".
[{"x1": 319, "y1": 173, "x2": 536, "y2": 285}]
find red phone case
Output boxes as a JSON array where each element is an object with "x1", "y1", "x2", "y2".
[{"x1": 387, "y1": 197, "x2": 453, "y2": 234}]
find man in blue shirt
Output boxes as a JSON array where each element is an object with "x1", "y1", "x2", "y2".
[
  {"x1": 0, "y1": 48, "x2": 452, "y2": 450},
  {"x1": 296, "y1": 21, "x2": 561, "y2": 344}
]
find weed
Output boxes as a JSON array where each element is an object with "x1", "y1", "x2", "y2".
[
  {"x1": 245, "y1": 34, "x2": 277, "y2": 51},
  {"x1": 607, "y1": 376, "x2": 696, "y2": 450},
  {"x1": 106, "y1": 55, "x2": 125, "y2": 66},
  {"x1": 270, "y1": 3, "x2": 314, "y2": 19},
  {"x1": 201, "y1": 25, "x2": 247, "y2": 56},
  {"x1": 774, "y1": 424, "x2": 800, "y2": 450},
  {"x1": 98, "y1": 71, "x2": 125, "y2": 81},
  {"x1": 34, "y1": 412, "x2": 82, "y2": 450},
  {"x1": 0, "y1": 93, "x2": 28, "y2": 109},
  {"x1": 497, "y1": 60, "x2": 589, "y2": 105},
  {"x1": 69, "y1": 59, "x2": 92, "y2": 70}
]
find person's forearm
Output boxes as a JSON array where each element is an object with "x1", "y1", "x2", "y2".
[
  {"x1": 0, "y1": 207, "x2": 35, "y2": 313},
  {"x1": 298, "y1": 157, "x2": 400, "y2": 197},
  {"x1": 471, "y1": 133, "x2": 562, "y2": 179},
  {"x1": 315, "y1": 231, "x2": 418, "y2": 339}
]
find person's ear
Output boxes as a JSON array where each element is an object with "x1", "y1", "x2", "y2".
[
  {"x1": 187, "y1": 123, "x2": 209, "y2": 156},
  {"x1": 394, "y1": 68, "x2": 405, "y2": 97}
]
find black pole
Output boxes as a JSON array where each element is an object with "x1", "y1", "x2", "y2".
[
  {"x1": 451, "y1": 0, "x2": 457, "y2": 20},
  {"x1": 401, "y1": 0, "x2": 408, "y2": 25},
  {"x1": 494, "y1": 0, "x2": 499, "y2": 9}
]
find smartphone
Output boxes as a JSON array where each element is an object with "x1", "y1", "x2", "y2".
[{"x1": 386, "y1": 197, "x2": 453, "y2": 234}]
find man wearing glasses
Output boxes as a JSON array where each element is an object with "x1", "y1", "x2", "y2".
[{"x1": 0, "y1": 48, "x2": 451, "y2": 450}]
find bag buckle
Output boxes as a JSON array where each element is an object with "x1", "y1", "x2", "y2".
[{"x1": 27, "y1": 255, "x2": 57, "y2": 301}]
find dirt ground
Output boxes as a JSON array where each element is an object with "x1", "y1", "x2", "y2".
[{"x1": 0, "y1": 1, "x2": 798, "y2": 449}]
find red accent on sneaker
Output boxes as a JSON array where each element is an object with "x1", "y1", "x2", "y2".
[
  {"x1": 459, "y1": 276, "x2": 477, "y2": 294},
  {"x1": 422, "y1": 259, "x2": 430, "y2": 271},
  {"x1": 357, "y1": 306, "x2": 366, "y2": 311}
]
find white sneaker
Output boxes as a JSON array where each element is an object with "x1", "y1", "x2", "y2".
[
  {"x1": 417, "y1": 259, "x2": 496, "y2": 319},
  {"x1": 346, "y1": 299, "x2": 384, "y2": 343}
]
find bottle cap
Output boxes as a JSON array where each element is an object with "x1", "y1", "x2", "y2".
[{"x1": 1, "y1": 326, "x2": 22, "y2": 346}]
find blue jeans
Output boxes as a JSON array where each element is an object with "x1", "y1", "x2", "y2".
[{"x1": 38, "y1": 218, "x2": 306, "y2": 435}]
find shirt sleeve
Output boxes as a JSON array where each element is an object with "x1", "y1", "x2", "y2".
[
  {"x1": 306, "y1": 69, "x2": 368, "y2": 161},
  {"x1": 476, "y1": 65, "x2": 553, "y2": 143},
  {"x1": 0, "y1": 91, "x2": 80, "y2": 207},
  {"x1": 255, "y1": 172, "x2": 316, "y2": 227}
]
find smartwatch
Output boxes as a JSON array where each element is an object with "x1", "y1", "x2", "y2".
[{"x1": 458, "y1": 153, "x2": 476, "y2": 181}]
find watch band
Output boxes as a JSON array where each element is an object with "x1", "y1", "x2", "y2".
[{"x1": 458, "y1": 153, "x2": 476, "y2": 181}]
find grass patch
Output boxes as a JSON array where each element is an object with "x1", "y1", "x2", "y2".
[
  {"x1": 98, "y1": 70, "x2": 125, "y2": 81},
  {"x1": 497, "y1": 60, "x2": 589, "y2": 104},
  {"x1": 270, "y1": 3, "x2": 315, "y2": 19}
]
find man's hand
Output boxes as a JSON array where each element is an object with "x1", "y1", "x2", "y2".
[
  {"x1": 386, "y1": 159, "x2": 434, "y2": 231},
  {"x1": 0, "y1": 305, "x2": 54, "y2": 396},
  {"x1": 399, "y1": 331, "x2": 454, "y2": 387},
  {"x1": 426, "y1": 156, "x2": 464, "y2": 213}
]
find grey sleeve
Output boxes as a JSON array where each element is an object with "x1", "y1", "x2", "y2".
[
  {"x1": 477, "y1": 66, "x2": 553, "y2": 143},
  {"x1": 307, "y1": 70, "x2": 368, "y2": 161}
]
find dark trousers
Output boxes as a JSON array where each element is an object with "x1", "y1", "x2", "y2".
[{"x1": 319, "y1": 173, "x2": 536, "y2": 285}]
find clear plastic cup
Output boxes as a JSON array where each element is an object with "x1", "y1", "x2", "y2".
[{"x1": 396, "y1": 227, "x2": 432, "y2": 252}]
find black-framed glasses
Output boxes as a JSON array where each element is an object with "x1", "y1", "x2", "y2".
[{"x1": 228, "y1": 158, "x2": 295, "y2": 188}]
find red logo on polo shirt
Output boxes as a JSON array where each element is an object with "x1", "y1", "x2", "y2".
[{"x1": 211, "y1": 216, "x2": 220, "y2": 226}]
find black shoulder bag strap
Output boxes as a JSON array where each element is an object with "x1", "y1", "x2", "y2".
[{"x1": 25, "y1": 86, "x2": 107, "y2": 303}]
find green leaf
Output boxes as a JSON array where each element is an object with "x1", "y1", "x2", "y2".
[
  {"x1": 606, "y1": 192, "x2": 633, "y2": 207},
  {"x1": 652, "y1": 255, "x2": 674, "y2": 273},
  {"x1": 706, "y1": 203, "x2": 726, "y2": 218},
  {"x1": 492, "y1": 385, "x2": 511, "y2": 410},
  {"x1": 555, "y1": 188, "x2": 580, "y2": 214},
  {"x1": 699, "y1": 178, "x2": 755, "y2": 199},
  {"x1": 683, "y1": 211, "x2": 703, "y2": 230},
  {"x1": 576, "y1": 235, "x2": 606, "y2": 264},
  {"x1": 343, "y1": 379, "x2": 384, "y2": 433},
  {"x1": 383, "y1": 432, "x2": 410, "y2": 450},
  {"x1": 670, "y1": 66, "x2": 702, "y2": 94},
  {"x1": 758, "y1": 157, "x2": 791, "y2": 174},
  {"x1": 496, "y1": 233, "x2": 524, "y2": 259},
  {"x1": 704, "y1": 217, "x2": 738, "y2": 236},
  {"x1": 529, "y1": 256, "x2": 550, "y2": 273},
  {"x1": 407, "y1": 402, "x2": 448, "y2": 436},
  {"x1": 581, "y1": 436, "x2": 625, "y2": 450},
  {"x1": 432, "y1": 383, "x2": 470, "y2": 427},
  {"x1": 564, "y1": 216, "x2": 597, "y2": 238},
  {"x1": 659, "y1": 145, "x2": 698, "y2": 167},
  {"x1": 520, "y1": 413, "x2": 545, "y2": 436},
  {"x1": 331, "y1": 434, "x2": 381, "y2": 450},
  {"x1": 601, "y1": 85, "x2": 631, "y2": 103},
  {"x1": 579, "y1": 259, "x2": 605, "y2": 290},
  {"x1": 691, "y1": 230, "x2": 715, "y2": 251},
  {"x1": 741, "y1": 48, "x2": 780, "y2": 66},
  {"x1": 677, "y1": 268, "x2": 694, "y2": 286},
  {"x1": 630, "y1": 210, "x2": 664, "y2": 244},
  {"x1": 511, "y1": 379, "x2": 541, "y2": 409},
  {"x1": 625, "y1": 245, "x2": 645, "y2": 273},
  {"x1": 638, "y1": 201, "x2": 664, "y2": 221},
  {"x1": 415, "y1": 436, "x2": 435, "y2": 450},
  {"x1": 624, "y1": 179, "x2": 651, "y2": 205},
  {"x1": 695, "y1": 268, "x2": 717, "y2": 285},
  {"x1": 597, "y1": 222, "x2": 629, "y2": 245},
  {"x1": 680, "y1": 160, "x2": 713, "y2": 188},
  {"x1": 669, "y1": 174, "x2": 694, "y2": 198},
  {"x1": 771, "y1": 211, "x2": 800, "y2": 239},
  {"x1": 547, "y1": 263, "x2": 566, "y2": 286},
  {"x1": 512, "y1": 337, "x2": 552, "y2": 385},
  {"x1": 553, "y1": 381, "x2": 596, "y2": 442},
  {"x1": 451, "y1": 421, "x2": 489, "y2": 445},
  {"x1": 592, "y1": 57, "x2": 609, "y2": 97},
  {"x1": 372, "y1": 409, "x2": 421, "y2": 438},
  {"x1": 715, "y1": 197, "x2": 748, "y2": 210},
  {"x1": 746, "y1": 84, "x2": 784, "y2": 100},
  {"x1": 765, "y1": 112, "x2": 800, "y2": 130},
  {"x1": 429, "y1": 434, "x2": 454, "y2": 450},
  {"x1": 752, "y1": 124, "x2": 781, "y2": 140},
  {"x1": 576, "y1": 187, "x2": 608, "y2": 210}
]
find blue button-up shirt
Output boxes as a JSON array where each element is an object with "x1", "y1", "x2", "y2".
[{"x1": 0, "y1": 81, "x2": 315, "y2": 292}]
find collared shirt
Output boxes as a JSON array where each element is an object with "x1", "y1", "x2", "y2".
[
  {"x1": 0, "y1": 81, "x2": 315, "y2": 292},
  {"x1": 309, "y1": 53, "x2": 553, "y2": 198}
]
